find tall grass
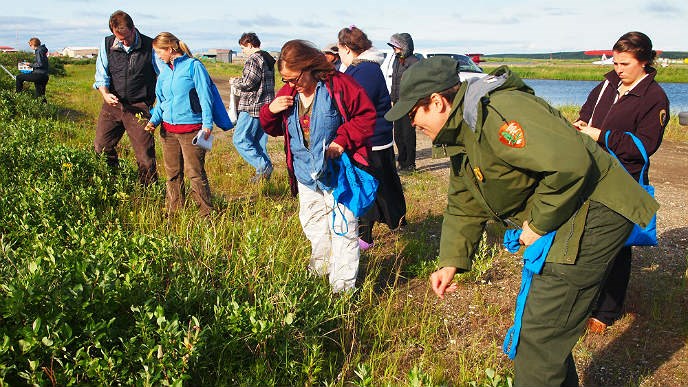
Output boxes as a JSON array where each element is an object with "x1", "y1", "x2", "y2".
[{"x1": 482, "y1": 62, "x2": 688, "y2": 83}]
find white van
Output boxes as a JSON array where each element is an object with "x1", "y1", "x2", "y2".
[{"x1": 381, "y1": 51, "x2": 486, "y2": 93}]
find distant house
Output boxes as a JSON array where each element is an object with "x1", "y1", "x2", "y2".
[
  {"x1": 62, "y1": 47, "x2": 99, "y2": 58},
  {"x1": 231, "y1": 50, "x2": 279, "y2": 65},
  {"x1": 199, "y1": 49, "x2": 234, "y2": 63},
  {"x1": 0, "y1": 46, "x2": 17, "y2": 53}
]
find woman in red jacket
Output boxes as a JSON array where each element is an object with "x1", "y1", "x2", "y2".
[
  {"x1": 574, "y1": 31, "x2": 669, "y2": 332},
  {"x1": 260, "y1": 39, "x2": 376, "y2": 293}
]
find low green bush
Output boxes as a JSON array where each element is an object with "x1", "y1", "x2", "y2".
[{"x1": 0, "y1": 93, "x2": 349, "y2": 385}]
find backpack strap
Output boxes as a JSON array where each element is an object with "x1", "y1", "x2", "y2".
[{"x1": 188, "y1": 58, "x2": 198, "y2": 78}]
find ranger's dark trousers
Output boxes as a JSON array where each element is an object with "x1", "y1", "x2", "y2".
[{"x1": 514, "y1": 201, "x2": 633, "y2": 387}]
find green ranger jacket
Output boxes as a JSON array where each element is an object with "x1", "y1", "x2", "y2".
[{"x1": 433, "y1": 66, "x2": 658, "y2": 271}]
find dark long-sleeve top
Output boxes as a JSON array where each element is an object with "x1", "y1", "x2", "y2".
[
  {"x1": 31, "y1": 44, "x2": 49, "y2": 74},
  {"x1": 577, "y1": 67, "x2": 669, "y2": 181},
  {"x1": 344, "y1": 60, "x2": 393, "y2": 148}
]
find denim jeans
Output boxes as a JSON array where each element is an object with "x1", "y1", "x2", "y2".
[{"x1": 232, "y1": 112, "x2": 271, "y2": 173}]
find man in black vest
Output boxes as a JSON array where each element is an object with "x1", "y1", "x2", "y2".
[{"x1": 93, "y1": 10, "x2": 158, "y2": 185}]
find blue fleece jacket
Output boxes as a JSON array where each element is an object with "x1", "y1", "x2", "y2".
[
  {"x1": 150, "y1": 55, "x2": 213, "y2": 129},
  {"x1": 344, "y1": 61, "x2": 393, "y2": 147}
]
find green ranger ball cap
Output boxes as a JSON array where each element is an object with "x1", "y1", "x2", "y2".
[{"x1": 385, "y1": 56, "x2": 460, "y2": 121}]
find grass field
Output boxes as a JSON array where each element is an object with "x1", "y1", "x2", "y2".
[
  {"x1": 481, "y1": 60, "x2": 688, "y2": 83},
  {"x1": 1, "y1": 61, "x2": 686, "y2": 385}
]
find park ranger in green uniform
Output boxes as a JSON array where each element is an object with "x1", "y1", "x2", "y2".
[{"x1": 385, "y1": 57, "x2": 658, "y2": 386}]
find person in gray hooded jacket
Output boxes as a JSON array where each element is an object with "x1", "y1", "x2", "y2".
[{"x1": 387, "y1": 33, "x2": 419, "y2": 172}]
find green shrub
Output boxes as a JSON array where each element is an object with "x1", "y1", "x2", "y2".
[
  {"x1": 0, "y1": 91, "x2": 351, "y2": 385},
  {"x1": 0, "y1": 91, "x2": 59, "y2": 121}
]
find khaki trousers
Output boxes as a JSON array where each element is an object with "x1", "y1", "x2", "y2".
[
  {"x1": 159, "y1": 129, "x2": 212, "y2": 217},
  {"x1": 297, "y1": 182, "x2": 359, "y2": 292}
]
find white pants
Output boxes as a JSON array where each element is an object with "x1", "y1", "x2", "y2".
[{"x1": 297, "y1": 182, "x2": 359, "y2": 292}]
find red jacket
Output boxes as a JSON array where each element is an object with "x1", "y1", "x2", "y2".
[
  {"x1": 260, "y1": 72, "x2": 376, "y2": 196},
  {"x1": 578, "y1": 67, "x2": 669, "y2": 181}
]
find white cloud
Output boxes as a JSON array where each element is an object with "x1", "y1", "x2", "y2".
[{"x1": 1, "y1": 0, "x2": 685, "y2": 54}]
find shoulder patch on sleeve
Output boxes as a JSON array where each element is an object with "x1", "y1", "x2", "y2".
[
  {"x1": 498, "y1": 121, "x2": 526, "y2": 148},
  {"x1": 659, "y1": 109, "x2": 668, "y2": 126}
]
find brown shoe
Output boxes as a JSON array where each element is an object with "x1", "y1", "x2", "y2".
[{"x1": 587, "y1": 317, "x2": 607, "y2": 334}]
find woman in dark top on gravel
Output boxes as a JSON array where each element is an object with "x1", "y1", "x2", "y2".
[{"x1": 574, "y1": 31, "x2": 669, "y2": 333}]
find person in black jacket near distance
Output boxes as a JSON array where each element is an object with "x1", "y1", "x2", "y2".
[
  {"x1": 574, "y1": 31, "x2": 669, "y2": 333},
  {"x1": 388, "y1": 32, "x2": 419, "y2": 173},
  {"x1": 16, "y1": 37, "x2": 49, "y2": 102}
]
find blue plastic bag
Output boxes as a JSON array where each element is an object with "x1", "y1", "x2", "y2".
[
  {"x1": 329, "y1": 153, "x2": 379, "y2": 235},
  {"x1": 605, "y1": 131, "x2": 657, "y2": 246}
]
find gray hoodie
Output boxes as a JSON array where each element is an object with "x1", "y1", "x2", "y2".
[{"x1": 388, "y1": 33, "x2": 419, "y2": 102}]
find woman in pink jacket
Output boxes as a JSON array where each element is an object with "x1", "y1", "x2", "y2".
[{"x1": 260, "y1": 40, "x2": 376, "y2": 293}]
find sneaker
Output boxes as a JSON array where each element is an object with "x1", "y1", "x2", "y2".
[
  {"x1": 358, "y1": 238, "x2": 374, "y2": 251},
  {"x1": 250, "y1": 165, "x2": 273, "y2": 184}
]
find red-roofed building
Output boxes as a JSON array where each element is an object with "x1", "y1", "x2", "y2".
[{"x1": 0, "y1": 46, "x2": 17, "y2": 53}]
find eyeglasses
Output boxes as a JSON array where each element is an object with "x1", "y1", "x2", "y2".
[{"x1": 281, "y1": 71, "x2": 303, "y2": 85}]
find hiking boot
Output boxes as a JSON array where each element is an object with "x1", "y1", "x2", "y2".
[{"x1": 586, "y1": 317, "x2": 607, "y2": 334}]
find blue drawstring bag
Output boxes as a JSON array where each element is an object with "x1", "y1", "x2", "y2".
[
  {"x1": 329, "y1": 153, "x2": 379, "y2": 236},
  {"x1": 502, "y1": 229, "x2": 556, "y2": 359},
  {"x1": 605, "y1": 131, "x2": 657, "y2": 246}
]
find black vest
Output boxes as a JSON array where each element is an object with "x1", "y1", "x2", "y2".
[{"x1": 105, "y1": 31, "x2": 156, "y2": 105}]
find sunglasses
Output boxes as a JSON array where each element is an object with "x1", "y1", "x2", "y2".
[
  {"x1": 281, "y1": 70, "x2": 303, "y2": 85},
  {"x1": 408, "y1": 104, "x2": 421, "y2": 121},
  {"x1": 408, "y1": 95, "x2": 433, "y2": 121}
]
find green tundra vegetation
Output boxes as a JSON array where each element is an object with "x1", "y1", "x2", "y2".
[
  {"x1": 0, "y1": 59, "x2": 685, "y2": 385},
  {"x1": 0, "y1": 62, "x2": 514, "y2": 386}
]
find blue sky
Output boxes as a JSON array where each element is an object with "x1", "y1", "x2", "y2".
[{"x1": 2, "y1": 0, "x2": 685, "y2": 54}]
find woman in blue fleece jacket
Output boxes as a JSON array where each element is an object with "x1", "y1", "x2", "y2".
[{"x1": 146, "y1": 32, "x2": 214, "y2": 217}]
